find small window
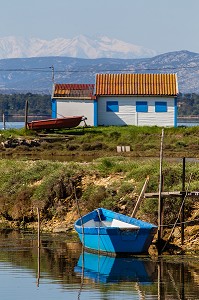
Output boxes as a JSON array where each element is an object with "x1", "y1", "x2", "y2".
[
  {"x1": 106, "y1": 101, "x2": 119, "y2": 112},
  {"x1": 136, "y1": 101, "x2": 148, "y2": 112},
  {"x1": 155, "y1": 102, "x2": 167, "y2": 112}
]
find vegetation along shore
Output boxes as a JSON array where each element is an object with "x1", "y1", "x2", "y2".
[{"x1": 0, "y1": 125, "x2": 199, "y2": 255}]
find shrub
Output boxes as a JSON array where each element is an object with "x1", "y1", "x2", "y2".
[
  {"x1": 81, "y1": 185, "x2": 107, "y2": 212},
  {"x1": 66, "y1": 144, "x2": 79, "y2": 151},
  {"x1": 118, "y1": 181, "x2": 135, "y2": 196},
  {"x1": 96, "y1": 158, "x2": 116, "y2": 175},
  {"x1": 108, "y1": 131, "x2": 121, "y2": 140}
]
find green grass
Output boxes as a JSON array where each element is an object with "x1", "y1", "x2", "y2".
[
  {"x1": 0, "y1": 125, "x2": 199, "y2": 157},
  {"x1": 1, "y1": 157, "x2": 198, "y2": 227},
  {"x1": 0, "y1": 124, "x2": 199, "y2": 227}
]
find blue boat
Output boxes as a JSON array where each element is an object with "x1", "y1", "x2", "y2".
[
  {"x1": 74, "y1": 208, "x2": 157, "y2": 255},
  {"x1": 74, "y1": 251, "x2": 156, "y2": 283}
]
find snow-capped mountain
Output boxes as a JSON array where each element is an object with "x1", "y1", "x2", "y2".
[{"x1": 0, "y1": 35, "x2": 157, "y2": 59}]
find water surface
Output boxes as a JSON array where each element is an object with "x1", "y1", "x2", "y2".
[
  {"x1": 0, "y1": 231, "x2": 198, "y2": 300},
  {"x1": 0, "y1": 120, "x2": 199, "y2": 130}
]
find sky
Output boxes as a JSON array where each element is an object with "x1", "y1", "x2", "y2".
[{"x1": 1, "y1": 0, "x2": 199, "y2": 54}]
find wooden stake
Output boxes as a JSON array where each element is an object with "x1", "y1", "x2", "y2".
[
  {"x1": 181, "y1": 157, "x2": 186, "y2": 245},
  {"x1": 158, "y1": 129, "x2": 164, "y2": 247},
  {"x1": 25, "y1": 100, "x2": 28, "y2": 129},
  {"x1": 3, "y1": 113, "x2": 6, "y2": 130},
  {"x1": 131, "y1": 176, "x2": 149, "y2": 218}
]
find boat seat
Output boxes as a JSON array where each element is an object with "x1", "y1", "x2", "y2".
[
  {"x1": 84, "y1": 220, "x2": 111, "y2": 227},
  {"x1": 111, "y1": 219, "x2": 139, "y2": 229},
  {"x1": 83, "y1": 219, "x2": 139, "y2": 229}
]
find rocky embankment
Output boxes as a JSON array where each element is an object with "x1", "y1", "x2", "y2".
[{"x1": 1, "y1": 138, "x2": 40, "y2": 148}]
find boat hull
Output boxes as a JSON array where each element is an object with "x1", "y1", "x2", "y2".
[
  {"x1": 27, "y1": 116, "x2": 83, "y2": 130},
  {"x1": 74, "y1": 208, "x2": 157, "y2": 255}
]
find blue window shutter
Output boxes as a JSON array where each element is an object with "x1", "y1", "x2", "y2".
[
  {"x1": 136, "y1": 101, "x2": 148, "y2": 112},
  {"x1": 155, "y1": 102, "x2": 167, "y2": 112},
  {"x1": 106, "y1": 101, "x2": 119, "y2": 112}
]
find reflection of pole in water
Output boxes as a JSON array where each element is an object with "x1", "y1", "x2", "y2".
[
  {"x1": 167, "y1": 269, "x2": 181, "y2": 300},
  {"x1": 158, "y1": 259, "x2": 165, "y2": 300},
  {"x1": 37, "y1": 207, "x2": 40, "y2": 287},
  {"x1": 166, "y1": 261, "x2": 184, "y2": 300},
  {"x1": 77, "y1": 246, "x2": 84, "y2": 300},
  {"x1": 135, "y1": 282, "x2": 146, "y2": 300},
  {"x1": 180, "y1": 263, "x2": 185, "y2": 300}
]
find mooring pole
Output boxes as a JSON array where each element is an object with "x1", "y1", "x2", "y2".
[
  {"x1": 158, "y1": 128, "x2": 164, "y2": 252},
  {"x1": 181, "y1": 157, "x2": 186, "y2": 245},
  {"x1": 2, "y1": 113, "x2": 6, "y2": 130},
  {"x1": 25, "y1": 100, "x2": 28, "y2": 129}
]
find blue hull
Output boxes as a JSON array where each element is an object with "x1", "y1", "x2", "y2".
[{"x1": 74, "y1": 208, "x2": 157, "y2": 255}]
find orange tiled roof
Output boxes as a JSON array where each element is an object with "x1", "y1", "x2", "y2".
[
  {"x1": 53, "y1": 84, "x2": 95, "y2": 98},
  {"x1": 95, "y1": 73, "x2": 178, "y2": 96}
]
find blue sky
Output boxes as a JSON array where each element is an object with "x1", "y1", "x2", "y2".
[{"x1": 1, "y1": 0, "x2": 199, "y2": 54}]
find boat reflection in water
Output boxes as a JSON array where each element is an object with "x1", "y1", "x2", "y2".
[{"x1": 74, "y1": 251, "x2": 156, "y2": 284}]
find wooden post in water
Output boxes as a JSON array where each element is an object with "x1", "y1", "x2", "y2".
[
  {"x1": 158, "y1": 128, "x2": 164, "y2": 251},
  {"x1": 25, "y1": 100, "x2": 28, "y2": 130},
  {"x1": 181, "y1": 157, "x2": 186, "y2": 245}
]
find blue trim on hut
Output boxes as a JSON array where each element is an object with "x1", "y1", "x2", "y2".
[{"x1": 51, "y1": 99, "x2": 57, "y2": 118}]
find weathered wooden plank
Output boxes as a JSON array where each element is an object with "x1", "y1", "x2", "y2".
[
  {"x1": 144, "y1": 191, "x2": 199, "y2": 198},
  {"x1": 131, "y1": 176, "x2": 149, "y2": 218}
]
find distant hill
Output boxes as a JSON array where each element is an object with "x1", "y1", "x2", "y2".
[{"x1": 0, "y1": 50, "x2": 199, "y2": 94}]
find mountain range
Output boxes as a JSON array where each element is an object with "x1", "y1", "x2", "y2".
[
  {"x1": 0, "y1": 36, "x2": 199, "y2": 94},
  {"x1": 0, "y1": 36, "x2": 156, "y2": 60}
]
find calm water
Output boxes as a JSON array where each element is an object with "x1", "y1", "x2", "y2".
[
  {"x1": 0, "y1": 231, "x2": 198, "y2": 300},
  {"x1": 0, "y1": 121, "x2": 199, "y2": 130},
  {"x1": 0, "y1": 122, "x2": 25, "y2": 129}
]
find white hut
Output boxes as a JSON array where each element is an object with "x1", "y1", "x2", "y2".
[
  {"x1": 51, "y1": 73, "x2": 179, "y2": 127},
  {"x1": 95, "y1": 73, "x2": 178, "y2": 127},
  {"x1": 52, "y1": 84, "x2": 97, "y2": 126}
]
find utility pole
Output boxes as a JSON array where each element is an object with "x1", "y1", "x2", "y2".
[{"x1": 51, "y1": 65, "x2": 54, "y2": 83}]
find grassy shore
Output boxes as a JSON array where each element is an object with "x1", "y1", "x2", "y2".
[{"x1": 0, "y1": 125, "x2": 199, "y2": 158}]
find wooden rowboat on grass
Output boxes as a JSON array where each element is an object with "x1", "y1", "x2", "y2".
[{"x1": 27, "y1": 116, "x2": 84, "y2": 130}]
